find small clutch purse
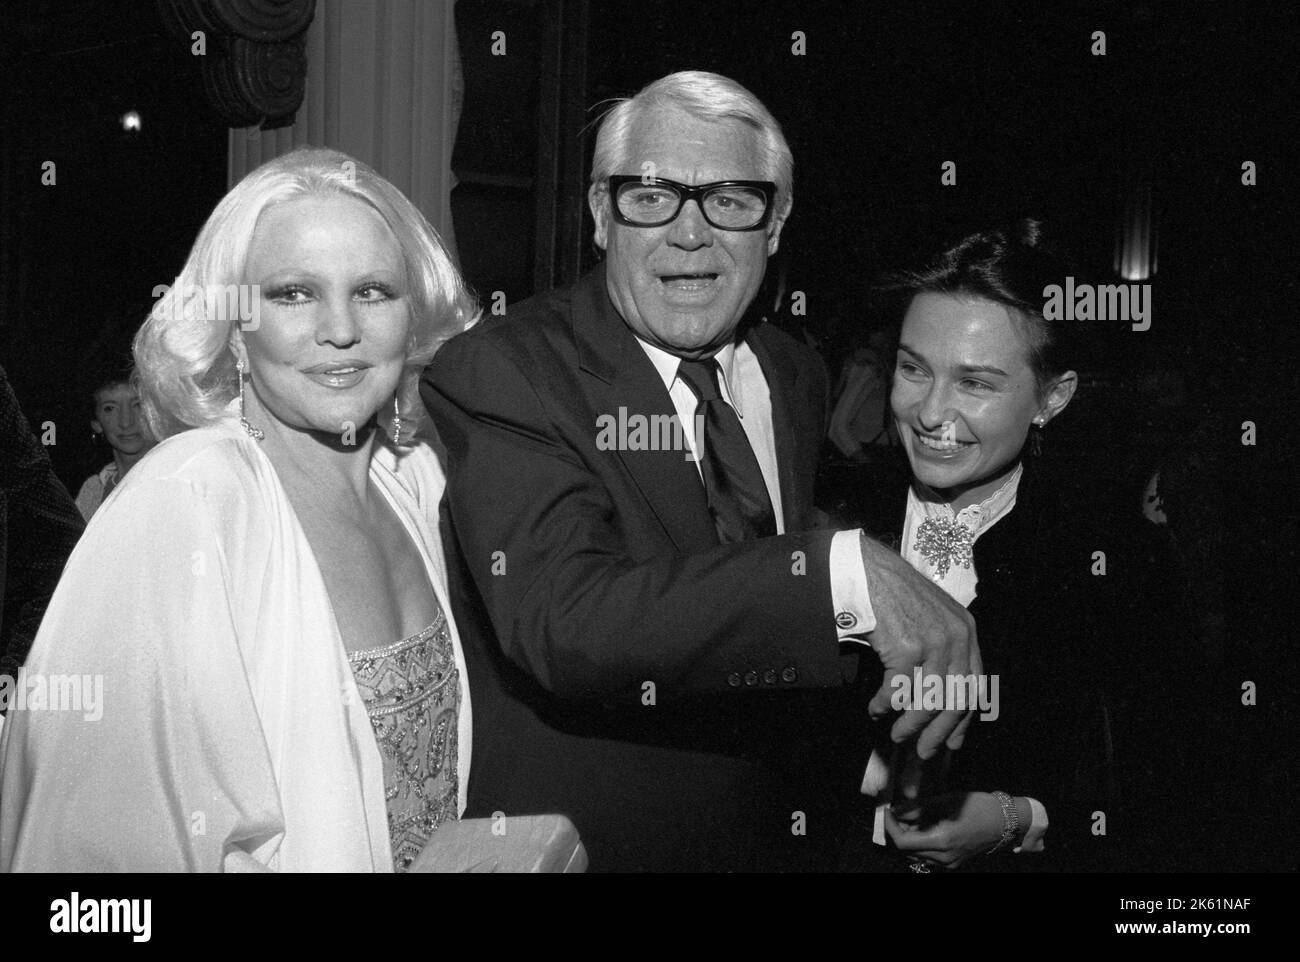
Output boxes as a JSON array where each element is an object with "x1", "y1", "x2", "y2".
[{"x1": 407, "y1": 813, "x2": 588, "y2": 873}]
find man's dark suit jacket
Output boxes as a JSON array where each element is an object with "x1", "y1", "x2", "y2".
[{"x1": 421, "y1": 265, "x2": 871, "y2": 871}]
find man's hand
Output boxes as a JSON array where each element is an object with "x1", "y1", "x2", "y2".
[{"x1": 859, "y1": 533, "x2": 981, "y2": 757}]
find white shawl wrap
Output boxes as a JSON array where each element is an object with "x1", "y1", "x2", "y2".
[{"x1": 0, "y1": 418, "x2": 471, "y2": 871}]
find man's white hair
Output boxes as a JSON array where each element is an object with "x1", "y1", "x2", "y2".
[{"x1": 589, "y1": 70, "x2": 793, "y2": 220}]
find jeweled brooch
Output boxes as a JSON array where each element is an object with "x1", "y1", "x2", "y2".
[{"x1": 913, "y1": 516, "x2": 974, "y2": 579}]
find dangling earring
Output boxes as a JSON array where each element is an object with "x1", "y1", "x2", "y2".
[
  {"x1": 1028, "y1": 417, "x2": 1044, "y2": 458},
  {"x1": 391, "y1": 394, "x2": 403, "y2": 447},
  {"x1": 236, "y1": 359, "x2": 264, "y2": 441}
]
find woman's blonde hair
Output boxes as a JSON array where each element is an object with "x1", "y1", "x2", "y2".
[{"x1": 133, "y1": 147, "x2": 478, "y2": 444}]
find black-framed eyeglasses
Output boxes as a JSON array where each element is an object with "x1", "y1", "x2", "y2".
[{"x1": 607, "y1": 176, "x2": 777, "y2": 231}]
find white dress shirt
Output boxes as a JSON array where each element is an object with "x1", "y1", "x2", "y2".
[
  {"x1": 902, "y1": 463, "x2": 1023, "y2": 606},
  {"x1": 74, "y1": 461, "x2": 121, "y2": 522},
  {"x1": 634, "y1": 336, "x2": 875, "y2": 640}
]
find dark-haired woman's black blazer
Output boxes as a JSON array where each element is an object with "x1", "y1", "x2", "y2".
[{"x1": 871, "y1": 455, "x2": 1128, "y2": 871}]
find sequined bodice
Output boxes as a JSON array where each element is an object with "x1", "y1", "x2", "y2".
[{"x1": 348, "y1": 606, "x2": 459, "y2": 872}]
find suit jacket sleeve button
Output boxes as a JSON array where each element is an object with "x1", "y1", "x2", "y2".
[
  {"x1": 781, "y1": 666, "x2": 798, "y2": 684},
  {"x1": 727, "y1": 672, "x2": 742, "y2": 687},
  {"x1": 743, "y1": 671, "x2": 759, "y2": 687},
  {"x1": 762, "y1": 669, "x2": 777, "y2": 685}
]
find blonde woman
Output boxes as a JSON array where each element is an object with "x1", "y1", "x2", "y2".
[{"x1": 0, "y1": 148, "x2": 479, "y2": 871}]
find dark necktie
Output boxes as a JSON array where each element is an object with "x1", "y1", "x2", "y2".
[{"x1": 676, "y1": 358, "x2": 777, "y2": 543}]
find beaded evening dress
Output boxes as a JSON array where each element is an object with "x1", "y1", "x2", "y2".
[{"x1": 348, "y1": 602, "x2": 460, "y2": 872}]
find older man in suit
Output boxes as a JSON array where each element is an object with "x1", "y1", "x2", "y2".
[{"x1": 422, "y1": 71, "x2": 978, "y2": 871}]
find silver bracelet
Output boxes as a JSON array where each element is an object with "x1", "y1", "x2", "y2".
[{"x1": 984, "y1": 790, "x2": 1020, "y2": 855}]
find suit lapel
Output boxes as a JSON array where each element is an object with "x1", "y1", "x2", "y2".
[
  {"x1": 972, "y1": 458, "x2": 1043, "y2": 587},
  {"x1": 746, "y1": 324, "x2": 805, "y2": 532},
  {"x1": 571, "y1": 266, "x2": 717, "y2": 554}
]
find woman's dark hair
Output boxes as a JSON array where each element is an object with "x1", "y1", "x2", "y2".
[
  {"x1": 886, "y1": 218, "x2": 1074, "y2": 395},
  {"x1": 86, "y1": 344, "x2": 137, "y2": 417},
  {"x1": 89, "y1": 376, "x2": 133, "y2": 416}
]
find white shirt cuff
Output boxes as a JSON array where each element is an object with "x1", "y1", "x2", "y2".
[
  {"x1": 1014, "y1": 797, "x2": 1048, "y2": 853},
  {"x1": 830, "y1": 529, "x2": 876, "y2": 641}
]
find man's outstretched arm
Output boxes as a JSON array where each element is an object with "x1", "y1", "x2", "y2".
[
  {"x1": 424, "y1": 332, "x2": 848, "y2": 699},
  {"x1": 423, "y1": 330, "x2": 978, "y2": 751}
]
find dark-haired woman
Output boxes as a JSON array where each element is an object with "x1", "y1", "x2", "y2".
[
  {"x1": 875, "y1": 221, "x2": 1122, "y2": 872},
  {"x1": 75, "y1": 377, "x2": 156, "y2": 521}
]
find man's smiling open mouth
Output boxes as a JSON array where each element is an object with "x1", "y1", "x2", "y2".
[
  {"x1": 660, "y1": 272, "x2": 718, "y2": 288},
  {"x1": 658, "y1": 272, "x2": 721, "y2": 300}
]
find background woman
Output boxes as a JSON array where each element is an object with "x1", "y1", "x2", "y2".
[
  {"x1": 0, "y1": 147, "x2": 478, "y2": 871},
  {"x1": 75, "y1": 375, "x2": 156, "y2": 521}
]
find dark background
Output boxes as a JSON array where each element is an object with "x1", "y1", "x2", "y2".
[
  {"x1": 2, "y1": 0, "x2": 1291, "y2": 492},
  {"x1": 1, "y1": 0, "x2": 227, "y2": 482},
  {"x1": 1, "y1": 0, "x2": 1293, "y2": 870}
]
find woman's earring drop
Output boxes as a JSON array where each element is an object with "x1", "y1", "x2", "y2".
[{"x1": 236, "y1": 359, "x2": 264, "y2": 441}]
